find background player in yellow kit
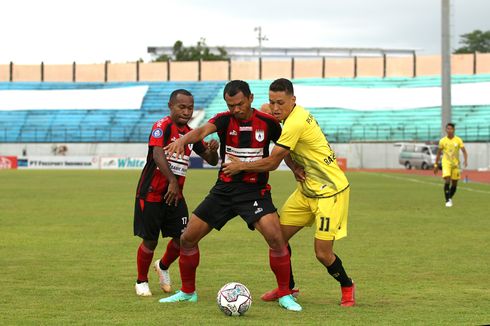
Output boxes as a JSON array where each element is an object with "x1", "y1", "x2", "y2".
[
  {"x1": 223, "y1": 78, "x2": 355, "y2": 307},
  {"x1": 434, "y1": 123, "x2": 468, "y2": 207}
]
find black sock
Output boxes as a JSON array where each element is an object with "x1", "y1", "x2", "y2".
[
  {"x1": 287, "y1": 244, "x2": 295, "y2": 289},
  {"x1": 159, "y1": 260, "x2": 168, "y2": 271},
  {"x1": 327, "y1": 255, "x2": 353, "y2": 287},
  {"x1": 444, "y1": 183, "x2": 450, "y2": 201},
  {"x1": 450, "y1": 185, "x2": 457, "y2": 198}
]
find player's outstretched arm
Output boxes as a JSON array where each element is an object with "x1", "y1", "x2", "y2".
[
  {"x1": 462, "y1": 147, "x2": 468, "y2": 168},
  {"x1": 200, "y1": 139, "x2": 219, "y2": 166},
  {"x1": 434, "y1": 148, "x2": 442, "y2": 174},
  {"x1": 284, "y1": 154, "x2": 305, "y2": 182},
  {"x1": 153, "y1": 146, "x2": 179, "y2": 206},
  {"x1": 165, "y1": 123, "x2": 217, "y2": 159},
  {"x1": 223, "y1": 145, "x2": 289, "y2": 175}
]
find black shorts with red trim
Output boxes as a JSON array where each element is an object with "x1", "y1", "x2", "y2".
[
  {"x1": 134, "y1": 197, "x2": 188, "y2": 240},
  {"x1": 193, "y1": 182, "x2": 277, "y2": 231}
]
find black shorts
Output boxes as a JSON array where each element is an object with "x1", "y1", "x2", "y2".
[
  {"x1": 133, "y1": 198, "x2": 188, "y2": 241},
  {"x1": 193, "y1": 182, "x2": 277, "y2": 231}
]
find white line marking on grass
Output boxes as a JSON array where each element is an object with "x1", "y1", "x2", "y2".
[{"x1": 363, "y1": 172, "x2": 490, "y2": 195}]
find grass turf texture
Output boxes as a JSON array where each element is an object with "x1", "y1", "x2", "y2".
[{"x1": 0, "y1": 169, "x2": 489, "y2": 325}]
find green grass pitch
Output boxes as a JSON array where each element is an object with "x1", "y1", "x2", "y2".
[{"x1": 0, "y1": 169, "x2": 489, "y2": 325}]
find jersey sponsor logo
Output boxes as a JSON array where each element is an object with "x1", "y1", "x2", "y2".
[
  {"x1": 152, "y1": 128, "x2": 163, "y2": 138},
  {"x1": 224, "y1": 146, "x2": 263, "y2": 163},
  {"x1": 239, "y1": 126, "x2": 253, "y2": 132},
  {"x1": 255, "y1": 129, "x2": 264, "y2": 142},
  {"x1": 254, "y1": 207, "x2": 263, "y2": 214},
  {"x1": 229, "y1": 130, "x2": 237, "y2": 136},
  {"x1": 168, "y1": 161, "x2": 189, "y2": 177}
]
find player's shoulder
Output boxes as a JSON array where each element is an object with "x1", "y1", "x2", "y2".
[
  {"x1": 254, "y1": 109, "x2": 280, "y2": 125},
  {"x1": 213, "y1": 111, "x2": 233, "y2": 119},
  {"x1": 455, "y1": 135, "x2": 464, "y2": 143},
  {"x1": 153, "y1": 116, "x2": 172, "y2": 129}
]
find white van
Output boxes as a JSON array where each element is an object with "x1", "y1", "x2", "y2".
[{"x1": 398, "y1": 143, "x2": 439, "y2": 170}]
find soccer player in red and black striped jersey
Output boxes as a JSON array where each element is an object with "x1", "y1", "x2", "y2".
[
  {"x1": 134, "y1": 89, "x2": 219, "y2": 297},
  {"x1": 159, "y1": 80, "x2": 302, "y2": 311}
]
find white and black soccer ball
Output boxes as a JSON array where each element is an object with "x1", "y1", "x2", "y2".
[{"x1": 216, "y1": 282, "x2": 252, "y2": 316}]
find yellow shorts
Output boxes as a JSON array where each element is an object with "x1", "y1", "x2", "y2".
[
  {"x1": 442, "y1": 162, "x2": 460, "y2": 180},
  {"x1": 279, "y1": 187, "x2": 349, "y2": 241}
]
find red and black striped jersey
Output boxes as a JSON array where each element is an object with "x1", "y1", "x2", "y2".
[
  {"x1": 135, "y1": 116, "x2": 206, "y2": 202},
  {"x1": 209, "y1": 109, "x2": 282, "y2": 185}
]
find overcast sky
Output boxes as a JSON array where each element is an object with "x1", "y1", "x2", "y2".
[{"x1": 1, "y1": 0, "x2": 489, "y2": 64}]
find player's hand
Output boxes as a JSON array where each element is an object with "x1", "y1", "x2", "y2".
[
  {"x1": 164, "y1": 179, "x2": 180, "y2": 206},
  {"x1": 292, "y1": 165, "x2": 306, "y2": 182},
  {"x1": 207, "y1": 139, "x2": 219, "y2": 152},
  {"x1": 222, "y1": 156, "x2": 242, "y2": 176},
  {"x1": 433, "y1": 164, "x2": 439, "y2": 175},
  {"x1": 464, "y1": 161, "x2": 468, "y2": 168},
  {"x1": 164, "y1": 139, "x2": 186, "y2": 160}
]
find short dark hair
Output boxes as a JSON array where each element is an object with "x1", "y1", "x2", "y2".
[
  {"x1": 269, "y1": 78, "x2": 294, "y2": 95},
  {"x1": 446, "y1": 123, "x2": 455, "y2": 128},
  {"x1": 169, "y1": 89, "x2": 193, "y2": 104},
  {"x1": 223, "y1": 80, "x2": 251, "y2": 99}
]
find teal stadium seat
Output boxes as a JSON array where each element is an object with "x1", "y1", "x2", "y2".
[{"x1": 0, "y1": 77, "x2": 489, "y2": 143}]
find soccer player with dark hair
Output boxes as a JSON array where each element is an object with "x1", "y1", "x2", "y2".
[
  {"x1": 134, "y1": 89, "x2": 219, "y2": 296},
  {"x1": 161, "y1": 80, "x2": 302, "y2": 312},
  {"x1": 223, "y1": 78, "x2": 356, "y2": 307},
  {"x1": 433, "y1": 123, "x2": 468, "y2": 207}
]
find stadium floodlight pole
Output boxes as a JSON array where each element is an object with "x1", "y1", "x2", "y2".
[
  {"x1": 441, "y1": 0, "x2": 452, "y2": 135},
  {"x1": 254, "y1": 26, "x2": 268, "y2": 58}
]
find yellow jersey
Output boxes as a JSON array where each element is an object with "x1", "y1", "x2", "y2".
[
  {"x1": 438, "y1": 136, "x2": 464, "y2": 166},
  {"x1": 276, "y1": 105, "x2": 349, "y2": 198}
]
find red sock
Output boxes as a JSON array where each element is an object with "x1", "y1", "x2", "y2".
[
  {"x1": 160, "y1": 239, "x2": 180, "y2": 269},
  {"x1": 179, "y1": 246, "x2": 200, "y2": 294},
  {"x1": 269, "y1": 246, "x2": 291, "y2": 297},
  {"x1": 137, "y1": 243, "x2": 154, "y2": 282}
]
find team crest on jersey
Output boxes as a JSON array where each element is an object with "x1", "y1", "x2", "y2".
[
  {"x1": 152, "y1": 128, "x2": 163, "y2": 138},
  {"x1": 255, "y1": 129, "x2": 264, "y2": 142}
]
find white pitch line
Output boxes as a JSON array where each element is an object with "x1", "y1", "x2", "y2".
[{"x1": 363, "y1": 172, "x2": 490, "y2": 195}]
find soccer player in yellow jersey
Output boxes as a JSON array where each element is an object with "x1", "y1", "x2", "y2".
[
  {"x1": 434, "y1": 123, "x2": 468, "y2": 207},
  {"x1": 223, "y1": 78, "x2": 355, "y2": 307}
]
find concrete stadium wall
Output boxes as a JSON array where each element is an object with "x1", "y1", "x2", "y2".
[
  {"x1": 3, "y1": 54, "x2": 490, "y2": 82},
  {"x1": 2, "y1": 142, "x2": 489, "y2": 170}
]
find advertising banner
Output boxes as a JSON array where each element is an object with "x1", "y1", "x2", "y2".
[
  {"x1": 26, "y1": 156, "x2": 99, "y2": 169},
  {"x1": 100, "y1": 157, "x2": 146, "y2": 169},
  {"x1": 0, "y1": 156, "x2": 18, "y2": 169}
]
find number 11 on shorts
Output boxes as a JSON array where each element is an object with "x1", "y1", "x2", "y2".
[{"x1": 319, "y1": 217, "x2": 330, "y2": 232}]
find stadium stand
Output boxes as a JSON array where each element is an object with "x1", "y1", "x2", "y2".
[{"x1": 1, "y1": 76, "x2": 489, "y2": 143}]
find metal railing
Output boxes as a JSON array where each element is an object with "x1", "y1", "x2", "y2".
[{"x1": 1, "y1": 125, "x2": 489, "y2": 143}]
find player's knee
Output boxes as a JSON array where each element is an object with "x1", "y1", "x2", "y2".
[
  {"x1": 315, "y1": 249, "x2": 335, "y2": 266},
  {"x1": 180, "y1": 233, "x2": 198, "y2": 249},
  {"x1": 143, "y1": 239, "x2": 158, "y2": 251},
  {"x1": 265, "y1": 234, "x2": 285, "y2": 250}
]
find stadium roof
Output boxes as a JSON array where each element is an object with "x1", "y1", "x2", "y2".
[{"x1": 147, "y1": 46, "x2": 417, "y2": 60}]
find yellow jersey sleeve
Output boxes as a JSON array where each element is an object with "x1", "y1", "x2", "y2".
[
  {"x1": 276, "y1": 112, "x2": 304, "y2": 150},
  {"x1": 277, "y1": 105, "x2": 349, "y2": 198}
]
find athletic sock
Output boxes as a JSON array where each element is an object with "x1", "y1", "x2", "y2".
[
  {"x1": 160, "y1": 239, "x2": 180, "y2": 270},
  {"x1": 327, "y1": 255, "x2": 353, "y2": 287},
  {"x1": 137, "y1": 243, "x2": 154, "y2": 283},
  {"x1": 287, "y1": 244, "x2": 296, "y2": 289},
  {"x1": 269, "y1": 246, "x2": 291, "y2": 297},
  {"x1": 444, "y1": 183, "x2": 450, "y2": 201},
  {"x1": 179, "y1": 246, "x2": 200, "y2": 294},
  {"x1": 450, "y1": 185, "x2": 457, "y2": 198}
]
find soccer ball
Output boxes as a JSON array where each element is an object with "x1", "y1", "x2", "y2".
[{"x1": 216, "y1": 282, "x2": 252, "y2": 316}]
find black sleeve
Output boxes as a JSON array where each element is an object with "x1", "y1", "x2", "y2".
[
  {"x1": 269, "y1": 120, "x2": 282, "y2": 143},
  {"x1": 211, "y1": 115, "x2": 230, "y2": 133},
  {"x1": 192, "y1": 140, "x2": 206, "y2": 155}
]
